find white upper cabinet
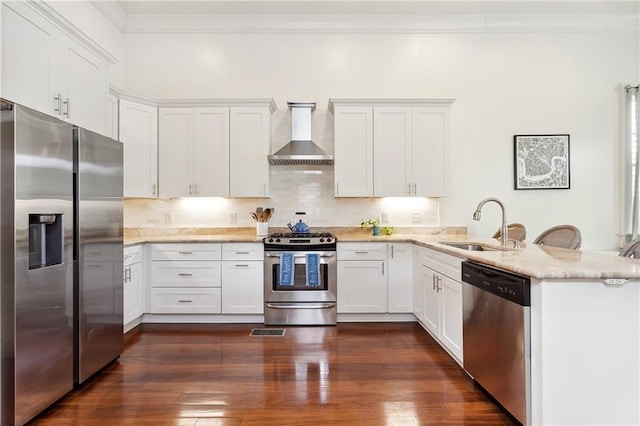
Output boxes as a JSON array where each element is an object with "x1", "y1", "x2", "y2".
[
  {"x1": 332, "y1": 105, "x2": 374, "y2": 197},
  {"x1": 119, "y1": 99, "x2": 158, "y2": 198},
  {"x1": 106, "y1": 94, "x2": 119, "y2": 140},
  {"x1": 2, "y1": 2, "x2": 107, "y2": 134},
  {"x1": 159, "y1": 107, "x2": 230, "y2": 198},
  {"x1": 330, "y1": 99, "x2": 453, "y2": 198},
  {"x1": 194, "y1": 108, "x2": 230, "y2": 197},
  {"x1": 230, "y1": 107, "x2": 271, "y2": 198},
  {"x1": 2, "y1": 3, "x2": 56, "y2": 114},
  {"x1": 373, "y1": 107, "x2": 412, "y2": 197},
  {"x1": 55, "y1": 36, "x2": 106, "y2": 133},
  {"x1": 412, "y1": 107, "x2": 449, "y2": 197},
  {"x1": 159, "y1": 108, "x2": 192, "y2": 198}
]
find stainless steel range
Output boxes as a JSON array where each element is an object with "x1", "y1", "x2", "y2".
[{"x1": 263, "y1": 232, "x2": 337, "y2": 325}]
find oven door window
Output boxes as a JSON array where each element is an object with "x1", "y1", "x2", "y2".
[{"x1": 272, "y1": 263, "x2": 328, "y2": 291}]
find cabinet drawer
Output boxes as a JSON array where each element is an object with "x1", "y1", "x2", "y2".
[
  {"x1": 124, "y1": 245, "x2": 143, "y2": 266},
  {"x1": 151, "y1": 261, "x2": 221, "y2": 287},
  {"x1": 337, "y1": 243, "x2": 387, "y2": 260},
  {"x1": 421, "y1": 248, "x2": 462, "y2": 281},
  {"x1": 151, "y1": 243, "x2": 222, "y2": 261},
  {"x1": 150, "y1": 287, "x2": 221, "y2": 314},
  {"x1": 222, "y1": 243, "x2": 263, "y2": 261}
]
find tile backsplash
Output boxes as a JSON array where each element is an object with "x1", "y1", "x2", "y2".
[{"x1": 125, "y1": 166, "x2": 439, "y2": 229}]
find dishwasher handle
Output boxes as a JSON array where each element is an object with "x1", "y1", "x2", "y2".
[{"x1": 462, "y1": 261, "x2": 530, "y2": 306}]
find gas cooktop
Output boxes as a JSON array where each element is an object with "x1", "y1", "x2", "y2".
[{"x1": 263, "y1": 232, "x2": 336, "y2": 250}]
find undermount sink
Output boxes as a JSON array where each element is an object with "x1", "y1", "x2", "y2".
[{"x1": 438, "y1": 242, "x2": 502, "y2": 251}]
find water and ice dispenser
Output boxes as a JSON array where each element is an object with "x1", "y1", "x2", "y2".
[{"x1": 28, "y1": 214, "x2": 63, "y2": 269}]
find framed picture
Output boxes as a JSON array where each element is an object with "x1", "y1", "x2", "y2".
[{"x1": 514, "y1": 134, "x2": 570, "y2": 190}]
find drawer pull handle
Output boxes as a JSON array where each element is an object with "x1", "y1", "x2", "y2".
[
  {"x1": 235, "y1": 264, "x2": 249, "y2": 267},
  {"x1": 355, "y1": 251, "x2": 369, "y2": 254},
  {"x1": 178, "y1": 273, "x2": 193, "y2": 277},
  {"x1": 178, "y1": 299, "x2": 193, "y2": 303},
  {"x1": 178, "y1": 251, "x2": 193, "y2": 255},
  {"x1": 235, "y1": 251, "x2": 250, "y2": 254}
]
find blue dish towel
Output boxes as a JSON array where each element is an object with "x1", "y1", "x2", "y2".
[
  {"x1": 279, "y1": 253, "x2": 294, "y2": 286},
  {"x1": 306, "y1": 253, "x2": 320, "y2": 287}
]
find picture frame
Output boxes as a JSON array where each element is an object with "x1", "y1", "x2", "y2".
[{"x1": 514, "y1": 134, "x2": 570, "y2": 190}]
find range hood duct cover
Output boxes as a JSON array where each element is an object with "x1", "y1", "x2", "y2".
[{"x1": 268, "y1": 101, "x2": 334, "y2": 165}]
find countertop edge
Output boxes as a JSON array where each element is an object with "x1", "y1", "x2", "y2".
[{"x1": 123, "y1": 232, "x2": 640, "y2": 280}]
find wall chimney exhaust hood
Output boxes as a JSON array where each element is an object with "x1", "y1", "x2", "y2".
[{"x1": 268, "y1": 101, "x2": 333, "y2": 165}]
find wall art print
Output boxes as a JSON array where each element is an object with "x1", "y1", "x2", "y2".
[{"x1": 514, "y1": 134, "x2": 570, "y2": 190}]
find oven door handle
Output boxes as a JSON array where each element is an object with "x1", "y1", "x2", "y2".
[
  {"x1": 265, "y1": 303, "x2": 336, "y2": 310},
  {"x1": 265, "y1": 254, "x2": 335, "y2": 258}
]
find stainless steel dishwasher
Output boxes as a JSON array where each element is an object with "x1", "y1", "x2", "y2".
[{"x1": 462, "y1": 261, "x2": 531, "y2": 425}]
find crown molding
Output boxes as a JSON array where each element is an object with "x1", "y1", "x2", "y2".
[
  {"x1": 328, "y1": 98, "x2": 456, "y2": 112},
  {"x1": 27, "y1": 0, "x2": 119, "y2": 64},
  {"x1": 109, "y1": 86, "x2": 159, "y2": 106},
  {"x1": 109, "y1": 86, "x2": 278, "y2": 113},
  {"x1": 120, "y1": 13, "x2": 639, "y2": 34},
  {"x1": 90, "y1": 0, "x2": 127, "y2": 32},
  {"x1": 159, "y1": 98, "x2": 277, "y2": 113}
]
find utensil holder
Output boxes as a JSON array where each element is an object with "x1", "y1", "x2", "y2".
[{"x1": 256, "y1": 222, "x2": 269, "y2": 236}]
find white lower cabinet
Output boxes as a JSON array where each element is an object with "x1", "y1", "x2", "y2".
[
  {"x1": 337, "y1": 260, "x2": 387, "y2": 313},
  {"x1": 123, "y1": 245, "x2": 144, "y2": 329},
  {"x1": 221, "y1": 262, "x2": 263, "y2": 314},
  {"x1": 387, "y1": 243, "x2": 413, "y2": 313},
  {"x1": 221, "y1": 243, "x2": 264, "y2": 314},
  {"x1": 337, "y1": 243, "x2": 387, "y2": 313},
  {"x1": 337, "y1": 242, "x2": 413, "y2": 314},
  {"x1": 149, "y1": 243, "x2": 222, "y2": 314},
  {"x1": 416, "y1": 246, "x2": 463, "y2": 364}
]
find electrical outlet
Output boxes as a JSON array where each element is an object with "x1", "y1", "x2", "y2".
[
  {"x1": 381, "y1": 211, "x2": 389, "y2": 223},
  {"x1": 164, "y1": 213, "x2": 173, "y2": 224},
  {"x1": 229, "y1": 212, "x2": 237, "y2": 224},
  {"x1": 411, "y1": 212, "x2": 422, "y2": 224}
]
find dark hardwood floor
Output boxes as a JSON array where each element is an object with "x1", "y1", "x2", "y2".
[{"x1": 30, "y1": 323, "x2": 515, "y2": 425}]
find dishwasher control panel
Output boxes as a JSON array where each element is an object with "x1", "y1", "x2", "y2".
[{"x1": 461, "y1": 261, "x2": 530, "y2": 306}]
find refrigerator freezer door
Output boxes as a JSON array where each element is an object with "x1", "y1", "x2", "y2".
[
  {"x1": 75, "y1": 127, "x2": 124, "y2": 384},
  {"x1": 1, "y1": 103, "x2": 75, "y2": 425}
]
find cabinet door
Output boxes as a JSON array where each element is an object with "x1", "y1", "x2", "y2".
[
  {"x1": 229, "y1": 107, "x2": 270, "y2": 197},
  {"x1": 412, "y1": 107, "x2": 448, "y2": 196},
  {"x1": 193, "y1": 107, "x2": 230, "y2": 197},
  {"x1": 56, "y1": 36, "x2": 106, "y2": 133},
  {"x1": 373, "y1": 107, "x2": 412, "y2": 197},
  {"x1": 337, "y1": 260, "x2": 387, "y2": 313},
  {"x1": 388, "y1": 243, "x2": 413, "y2": 313},
  {"x1": 119, "y1": 99, "x2": 158, "y2": 198},
  {"x1": 412, "y1": 247, "x2": 424, "y2": 320},
  {"x1": 2, "y1": 2, "x2": 56, "y2": 115},
  {"x1": 221, "y1": 261, "x2": 264, "y2": 314},
  {"x1": 159, "y1": 108, "x2": 192, "y2": 198},
  {"x1": 333, "y1": 106, "x2": 373, "y2": 197},
  {"x1": 440, "y1": 274, "x2": 463, "y2": 361},
  {"x1": 107, "y1": 94, "x2": 119, "y2": 140},
  {"x1": 422, "y1": 265, "x2": 440, "y2": 336},
  {"x1": 123, "y1": 262, "x2": 143, "y2": 325}
]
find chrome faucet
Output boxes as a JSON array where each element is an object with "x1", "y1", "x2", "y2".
[{"x1": 473, "y1": 197, "x2": 508, "y2": 247}]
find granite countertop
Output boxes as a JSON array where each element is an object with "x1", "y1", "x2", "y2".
[{"x1": 124, "y1": 227, "x2": 640, "y2": 280}]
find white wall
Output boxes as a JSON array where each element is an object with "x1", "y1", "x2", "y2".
[{"x1": 122, "y1": 31, "x2": 639, "y2": 250}]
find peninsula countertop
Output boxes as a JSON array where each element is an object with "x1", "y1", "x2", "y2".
[{"x1": 124, "y1": 227, "x2": 640, "y2": 280}]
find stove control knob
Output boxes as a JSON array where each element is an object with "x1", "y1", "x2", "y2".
[
  {"x1": 320, "y1": 238, "x2": 325, "y2": 242},
  {"x1": 268, "y1": 238, "x2": 274, "y2": 242},
  {"x1": 276, "y1": 238, "x2": 281, "y2": 243},
  {"x1": 326, "y1": 238, "x2": 332, "y2": 242}
]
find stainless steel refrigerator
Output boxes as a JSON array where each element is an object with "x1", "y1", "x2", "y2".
[{"x1": 1, "y1": 100, "x2": 123, "y2": 425}]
